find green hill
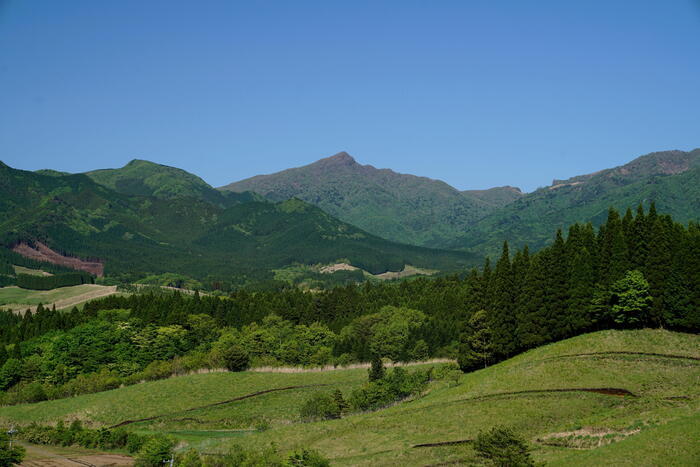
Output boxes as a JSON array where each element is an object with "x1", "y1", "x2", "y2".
[
  {"x1": 84, "y1": 159, "x2": 259, "y2": 206},
  {"x1": 449, "y1": 148, "x2": 700, "y2": 256},
  {"x1": 2, "y1": 329, "x2": 697, "y2": 465},
  {"x1": 221, "y1": 152, "x2": 517, "y2": 247},
  {"x1": 0, "y1": 162, "x2": 477, "y2": 282}
]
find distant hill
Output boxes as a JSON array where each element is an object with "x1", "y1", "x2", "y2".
[
  {"x1": 84, "y1": 159, "x2": 258, "y2": 206},
  {"x1": 221, "y1": 152, "x2": 520, "y2": 246},
  {"x1": 449, "y1": 148, "x2": 700, "y2": 256},
  {"x1": 0, "y1": 162, "x2": 477, "y2": 282},
  {"x1": 462, "y1": 186, "x2": 523, "y2": 208}
]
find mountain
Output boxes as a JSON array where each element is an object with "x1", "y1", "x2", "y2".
[
  {"x1": 221, "y1": 152, "x2": 518, "y2": 246},
  {"x1": 0, "y1": 162, "x2": 477, "y2": 283},
  {"x1": 462, "y1": 186, "x2": 523, "y2": 208},
  {"x1": 84, "y1": 159, "x2": 258, "y2": 206},
  {"x1": 449, "y1": 148, "x2": 700, "y2": 256}
]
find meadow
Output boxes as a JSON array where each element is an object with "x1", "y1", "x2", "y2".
[
  {"x1": 2, "y1": 329, "x2": 698, "y2": 465},
  {"x1": 0, "y1": 284, "x2": 118, "y2": 312}
]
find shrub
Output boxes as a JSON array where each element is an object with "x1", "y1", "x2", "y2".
[
  {"x1": 135, "y1": 435, "x2": 175, "y2": 466},
  {"x1": 176, "y1": 448, "x2": 203, "y2": 467},
  {"x1": 349, "y1": 367, "x2": 430, "y2": 412},
  {"x1": 300, "y1": 392, "x2": 341, "y2": 421},
  {"x1": 221, "y1": 344, "x2": 250, "y2": 372},
  {"x1": 286, "y1": 448, "x2": 330, "y2": 466},
  {"x1": 473, "y1": 426, "x2": 534, "y2": 467},
  {"x1": 368, "y1": 357, "x2": 385, "y2": 382},
  {"x1": 0, "y1": 432, "x2": 25, "y2": 466}
]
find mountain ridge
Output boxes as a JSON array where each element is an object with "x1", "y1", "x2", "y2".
[{"x1": 221, "y1": 152, "x2": 509, "y2": 246}]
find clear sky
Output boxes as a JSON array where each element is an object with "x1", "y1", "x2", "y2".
[{"x1": 1, "y1": 1, "x2": 698, "y2": 192}]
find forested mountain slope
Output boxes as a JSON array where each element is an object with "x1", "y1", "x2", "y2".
[
  {"x1": 449, "y1": 149, "x2": 700, "y2": 256},
  {"x1": 84, "y1": 159, "x2": 259, "y2": 207},
  {"x1": 221, "y1": 152, "x2": 518, "y2": 246},
  {"x1": 0, "y1": 162, "x2": 476, "y2": 284}
]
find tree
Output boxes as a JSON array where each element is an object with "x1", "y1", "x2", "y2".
[
  {"x1": 473, "y1": 426, "x2": 534, "y2": 467},
  {"x1": 0, "y1": 433, "x2": 25, "y2": 467},
  {"x1": 331, "y1": 389, "x2": 348, "y2": 414},
  {"x1": 457, "y1": 310, "x2": 493, "y2": 372},
  {"x1": 221, "y1": 344, "x2": 250, "y2": 372},
  {"x1": 610, "y1": 270, "x2": 653, "y2": 327},
  {"x1": 135, "y1": 435, "x2": 174, "y2": 467},
  {"x1": 410, "y1": 340, "x2": 429, "y2": 361},
  {"x1": 368, "y1": 357, "x2": 385, "y2": 382}
]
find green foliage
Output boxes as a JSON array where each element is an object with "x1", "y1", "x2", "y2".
[
  {"x1": 299, "y1": 391, "x2": 342, "y2": 421},
  {"x1": 135, "y1": 435, "x2": 175, "y2": 467},
  {"x1": 285, "y1": 448, "x2": 331, "y2": 467},
  {"x1": 221, "y1": 343, "x2": 250, "y2": 372},
  {"x1": 458, "y1": 310, "x2": 493, "y2": 372},
  {"x1": 0, "y1": 433, "x2": 24, "y2": 467},
  {"x1": 610, "y1": 270, "x2": 653, "y2": 326},
  {"x1": 15, "y1": 272, "x2": 93, "y2": 290},
  {"x1": 349, "y1": 367, "x2": 430, "y2": 412},
  {"x1": 473, "y1": 426, "x2": 534, "y2": 467},
  {"x1": 368, "y1": 357, "x2": 385, "y2": 382}
]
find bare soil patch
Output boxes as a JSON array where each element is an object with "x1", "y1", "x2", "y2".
[{"x1": 12, "y1": 242, "x2": 104, "y2": 277}]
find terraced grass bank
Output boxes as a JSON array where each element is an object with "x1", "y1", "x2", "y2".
[
  {"x1": 0, "y1": 284, "x2": 118, "y2": 313},
  {"x1": 1, "y1": 329, "x2": 698, "y2": 466}
]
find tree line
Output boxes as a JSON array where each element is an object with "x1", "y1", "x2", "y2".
[{"x1": 0, "y1": 204, "x2": 696, "y2": 404}]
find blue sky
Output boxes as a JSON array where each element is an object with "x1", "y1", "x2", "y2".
[{"x1": 1, "y1": 1, "x2": 698, "y2": 192}]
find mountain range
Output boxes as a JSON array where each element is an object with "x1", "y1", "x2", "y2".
[
  {"x1": 223, "y1": 148, "x2": 700, "y2": 256},
  {"x1": 222, "y1": 152, "x2": 524, "y2": 246},
  {"x1": 0, "y1": 161, "x2": 475, "y2": 286},
  {"x1": 1, "y1": 147, "x2": 697, "y2": 287}
]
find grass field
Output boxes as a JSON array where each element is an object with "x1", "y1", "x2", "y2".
[
  {"x1": 2, "y1": 329, "x2": 698, "y2": 465},
  {"x1": 12, "y1": 265, "x2": 52, "y2": 276},
  {"x1": 0, "y1": 284, "x2": 118, "y2": 312}
]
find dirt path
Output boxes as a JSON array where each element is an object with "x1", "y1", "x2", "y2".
[
  {"x1": 19, "y1": 442, "x2": 133, "y2": 466},
  {"x1": 250, "y1": 358, "x2": 455, "y2": 373}
]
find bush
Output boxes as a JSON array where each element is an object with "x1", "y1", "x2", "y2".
[
  {"x1": 349, "y1": 367, "x2": 430, "y2": 412},
  {"x1": 221, "y1": 344, "x2": 250, "y2": 372},
  {"x1": 368, "y1": 357, "x2": 385, "y2": 382},
  {"x1": 286, "y1": 448, "x2": 330, "y2": 466},
  {"x1": 135, "y1": 435, "x2": 175, "y2": 466},
  {"x1": 473, "y1": 426, "x2": 534, "y2": 467},
  {"x1": 0, "y1": 432, "x2": 25, "y2": 466},
  {"x1": 300, "y1": 392, "x2": 342, "y2": 421}
]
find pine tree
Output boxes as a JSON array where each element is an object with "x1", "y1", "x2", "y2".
[
  {"x1": 457, "y1": 310, "x2": 493, "y2": 372},
  {"x1": 488, "y1": 242, "x2": 517, "y2": 357},
  {"x1": 516, "y1": 254, "x2": 550, "y2": 349}
]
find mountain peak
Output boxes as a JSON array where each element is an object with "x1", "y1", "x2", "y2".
[{"x1": 318, "y1": 151, "x2": 357, "y2": 166}]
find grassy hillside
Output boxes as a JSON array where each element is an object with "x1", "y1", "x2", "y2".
[
  {"x1": 450, "y1": 149, "x2": 700, "y2": 256},
  {"x1": 221, "y1": 152, "x2": 512, "y2": 247},
  {"x1": 3, "y1": 329, "x2": 697, "y2": 465},
  {"x1": 0, "y1": 284, "x2": 118, "y2": 312},
  {"x1": 0, "y1": 162, "x2": 477, "y2": 282}
]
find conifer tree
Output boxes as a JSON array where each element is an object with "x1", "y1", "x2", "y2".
[
  {"x1": 488, "y1": 242, "x2": 517, "y2": 357},
  {"x1": 457, "y1": 310, "x2": 493, "y2": 372}
]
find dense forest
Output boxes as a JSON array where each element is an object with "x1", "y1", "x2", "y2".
[{"x1": 0, "y1": 205, "x2": 697, "y2": 405}]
